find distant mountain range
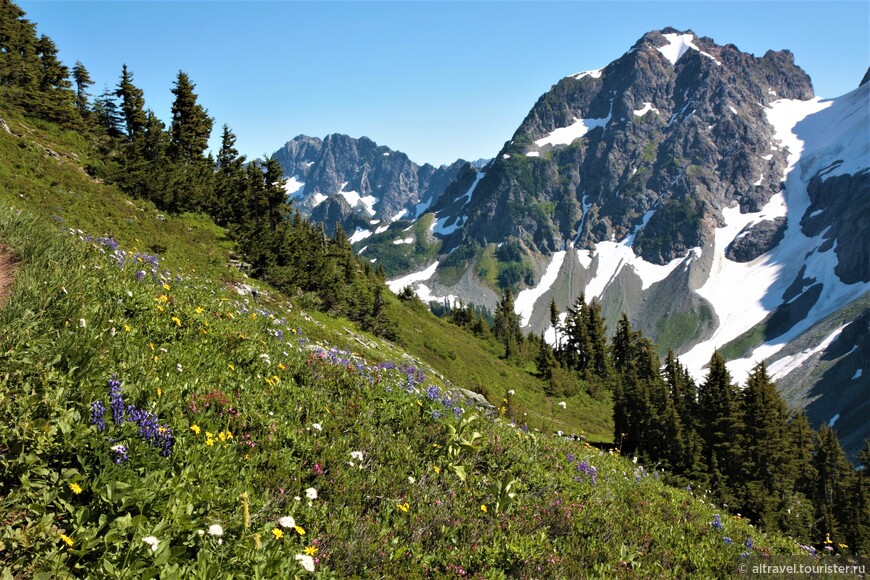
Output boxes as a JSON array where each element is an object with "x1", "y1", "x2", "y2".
[{"x1": 274, "y1": 29, "x2": 869, "y2": 458}]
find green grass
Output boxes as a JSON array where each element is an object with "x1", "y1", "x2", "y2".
[
  {"x1": 0, "y1": 108, "x2": 826, "y2": 577},
  {"x1": 654, "y1": 305, "x2": 713, "y2": 357},
  {"x1": 0, "y1": 209, "x2": 807, "y2": 577}
]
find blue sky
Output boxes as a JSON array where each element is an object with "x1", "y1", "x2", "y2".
[{"x1": 20, "y1": 1, "x2": 869, "y2": 166}]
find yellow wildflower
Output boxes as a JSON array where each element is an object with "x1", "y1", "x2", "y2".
[
  {"x1": 60, "y1": 534, "x2": 74, "y2": 547},
  {"x1": 157, "y1": 387, "x2": 162, "y2": 397},
  {"x1": 272, "y1": 528, "x2": 283, "y2": 540},
  {"x1": 480, "y1": 504, "x2": 487, "y2": 513},
  {"x1": 163, "y1": 283, "x2": 170, "y2": 290},
  {"x1": 434, "y1": 465, "x2": 441, "y2": 474},
  {"x1": 397, "y1": 502, "x2": 410, "y2": 513},
  {"x1": 124, "y1": 324, "x2": 131, "y2": 332},
  {"x1": 156, "y1": 305, "x2": 164, "y2": 313},
  {"x1": 195, "y1": 307, "x2": 204, "y2": 314},
  {"x1": 278, "y1": 363, "x2": 286, "y2": 371},
  {"x1": 304, "y1": 546, "x2": 318, "y2": 556},
  {"x1": 250, "y1": 313, "x2": 257, "y2": 320},
  {"x1": 149, "y1": 342, "x2": 155, "y2": 350},
  {"x1": 294, "y1": 525, "x2": 306, "y2": 536},
  {"x1": 190, "y1": 424, "x2": 201, "y2": 435},
  {"x1": 228, "y1": 363, "x2": 235, "y2": 371},
  {"x1": 171, "y1": 316, "x2": 182, "y2": 327},
  {"x1": 69, "y1": 482, "x2": 82, "y2": 495}
]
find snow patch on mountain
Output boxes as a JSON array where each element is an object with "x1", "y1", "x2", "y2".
[
  {"x1": 657, "y1": 32, "x2": 721, "y2": 66},
  {"x1": 573, "y1": 68, "x2": 603, "y2": 80},
  {"x1": 633, "y1": 102, "x2": 660, "y2": 117},
  {"x1": 284, "y1": 175, "x2": 305, "y2": 198},
  {"x1": 349, "y1": 228, "x2": 373, "y2": 244},
  {"x1": 311, "y1": 192, "x2": 327, "y2": 207},
  {"x1": 515, "y1": 251, "x2": 567, "y2": 327},
  {"x1": 386, "y1": 261, "x2": 440, "y2": 294},
  {"x1": 339, "y1": 189, "x2": 378, "y2": 216},
  {"x1": 766, "y1": 324, "x2": 847, "y2": 381},
  {"x1": 854, "y1": 369, "x2": 864, "y2": 380},
  {"x1": 533, "y1": 101, "x2": 613, "y2": 150},
  {"x1": 393, "y1": 237, "x2": 414, "y2": 245}
]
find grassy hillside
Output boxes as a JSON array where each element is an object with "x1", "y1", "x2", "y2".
[{"x1": 0, "y1": 110, "x2": 848, "y2": 578}]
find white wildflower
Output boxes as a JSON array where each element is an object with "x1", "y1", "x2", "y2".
[
  {"x1": 408, "y1": 476, "x2": 415, "y2": 484},
  {"x1": 305, "y1": 487, "x2": 317, "y2": 500},
  {"x1": 78, "y1": 318, "x2": 86, "y2": 328},
  {"x1": 350, "y1": 451, "x2": 364, "y2": 462},
  {"x1": 507, "y1": 389, "x2": 515, "y2": 396},
  {"x1": 278, "y1": 516, "x2": 296, "y2": 528},
  {"x1": 558, "y1": 401, "x2": 566, "y2": 409},
  {"x1": 176, "y1": 363, "x2": 183, "y2": 373},
  {"x1": 311, "y1": 423, "x2": 322, "y2": 432},
  {"x1": 208, "y1": 524, "x2": 223, "y2": 537},
  {"x1": 142, "y1": 536, "x2": 160, "y2": 552},
  {"x1": 295, "y1": 553, "x2": 315, "y2": 572}
]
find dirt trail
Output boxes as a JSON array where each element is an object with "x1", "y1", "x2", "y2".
[{"x1": 0, "y1": 245, "x2": 16, "y2": 306}]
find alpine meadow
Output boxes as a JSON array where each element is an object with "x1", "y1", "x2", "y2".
[{"x1": 1, "y1": 1, "x2": 868, "y2": 578}]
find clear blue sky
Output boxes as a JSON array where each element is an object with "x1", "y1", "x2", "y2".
[{"x1": 20, "y1": 1, "x2": 870, "y2": 166}]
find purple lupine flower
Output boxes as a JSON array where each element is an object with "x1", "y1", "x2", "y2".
[
  {"x1": 136, "y1": 270, "x2": 146, "y2": 281},
  {"x1": 426, "y1": 385, "x2": 440, "y2": 401},
  {"x1": 108, "y1": 376, "x2": 125, "y2": 424},
  {"x1": 711, "y1": 514, "x2": 723, "y2": 531},
  {"x1": 566, "y1": 453, "x2": 575, "y2": 463},
  {"x1": 744, "y1": 538, "x2": 753, "y2": 550},
  {"x1": 111, "y1": 444, "x2": 128, "y2": 464},
  {"x1": 431, "y1": 410, "x2": 441, "y2": 420},
  {"x1": 91, "y1": 400, "x2": 106, "y2": 432},
  {"x1": 723, "y1": 537, "x2": 732, "y2": 545}
]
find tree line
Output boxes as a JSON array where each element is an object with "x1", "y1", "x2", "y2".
[{"x1": 536, "y1": 294, "x2": 868, "y2": 554}]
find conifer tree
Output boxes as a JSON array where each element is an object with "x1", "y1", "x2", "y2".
[
  {"x1": 168, "y1": 71, "x2": 213, "y2": 163},
  {"x1": 71, "y1": 60, "x2": 93, "y2": 116},
  {"x1": 115, "y1": 65, "x2": 147, "y2": 140},
  {"x1": 494, "y1": 288, "x2": 523, "y2": 358},
  {"x1": 92, "y1": 85, "x2": 123, "y2": 138},
  {"x1": 740, "y1": 362, "x2": 794, "y2": 529},
  {"x1": 549, "y1": 297, "x2": 560, "y2": 349},
  {"x1": 697, "y1": 351, "x2": 743, "y2": 504},
  {"x1": 811, "y1": 425, "x2": 854, "y2": 547}
]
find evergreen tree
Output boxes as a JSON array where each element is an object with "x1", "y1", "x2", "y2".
[
  {"x1": 585, "y1": 299, "x2": 610, "y2": 380},
  {"x1": 811, "y1": 425, "x2": 854, "y2": 547},
  {"x1": 493, "y1": 288, "x2": 523, "y2": 358},
  {"x1": 92, "y1": 85, "x2": 123, "y2": 138},
  {"x1": 549, "y1": 297, "x2": 560, "y2": 348},
  {"x1": 115, "y1": 64, "x2": 147, "y2": 140},
  {"x1": 168, "y1": 71, "x2": 213, "y2": 163},
  {"x1": 71, "y1": 60, "x2": 92, "y2": 115},
  {"x1": 0, "y1": 0, "x2": 40, "y2": 91},
  {"x1": 740, "y1": 362, "x2": 794, "y2": 529},
  {"x1": 697, "y1": 351, "x2": 743, "y2": 505}
]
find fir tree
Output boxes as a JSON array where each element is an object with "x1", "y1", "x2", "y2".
[
  {"x1": 115, "y1": 64, "x2": 147, "y2": 140},
  {"x1": 697, "y1": 351, "x2": 743, "y2": 505},
  {"x1": 168, "y1": 71, "x2": 213, "y2": 163},
  {"x1": 811, "y1": 425, "x2": 854, "y2": 547},
  {"x1": 740, "y1": 362, "x2": 794, "y2": 529},
  {"x1": 71, "y1": 60, "x2": 93, "y2": 116},
  {"x1": 493, "y1": 288, "x2": 523, "y2": 358}
]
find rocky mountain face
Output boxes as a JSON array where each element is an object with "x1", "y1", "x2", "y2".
[
  {"x1": 272, "y1": 134, "x2": 470, "y2": 239},
  {"x1": 338, "y1": 29, "x2": 868, "y2": 458}
]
